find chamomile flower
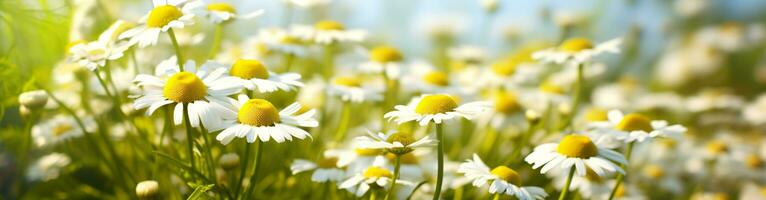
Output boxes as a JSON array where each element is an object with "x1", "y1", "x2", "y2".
[
  {"x1": 400, "y1": 61, "x2": 464, "y2": 94},
  {"x1": 201, "y1": 2, "x2": 263, "y2": 24},
  {"x1": 227, "y1": 59, "x2": 303, "y2": 93},
  {"x1": 216, "y1": 95, "x2": 317, "y2": 144},
  {"x1": 459, "y1": 154, "x2": 548, "y2": 200},
  {"x1": 132, "y1": 60, "x2": 242, "y2": 129},
  {"x1": 26, "y1": 153, "x2": 71, "y2": 182},
  {"x1": 330, "y1": 148, "x2": 384, "y2": 173},
  {"x1": 120, "y1": 0, "x2": 201, "y2": 47},
  {"x1": 743, "y1": 94, "x2": 766, "y2": 125},
  {"x1": 291, "y1": 156, "x2": 346, "y2": 182},
  {"x1": 327, "y1": 76, "x2": 382, "y2": 103},
  {"x1": 292, "y1": 20, "x2": 366, "y2": 45},
  {"x1": 358, "y1": 46, "x2": 405, "y2": 79},
  {"x1": 385, "y1": 94, "x2": 491, "y2": 126},
  {"x1": 354, "y1": 131, "x2": 438, "y2": 155},
  {"x1": 68, "y1": 40, "x2": 129, "y2": 71},
  {"x1": 525, "y1": 134, "x2": 627, "y2": 177},
  {"x1": 532, "y1": 37, "x2": 622, "y2": 64},
  {"x1": 255, "y1": 28, "x2": 309, "y2": 56},
  {"x1": 339, "y1": 157, "x2": 413, "y2": 197},
  {"x1": 32, "y1": 115, "x2": 95, "y2": 147},
  {"x1": 589, "y1": 110, "x2": 687, "y2": 143},
  {"x1": 479, "y1": 90, "x2": 526, "y2": 129}
]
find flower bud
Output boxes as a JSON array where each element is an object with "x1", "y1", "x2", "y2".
[
  {"x1": 219, "y1": 153, "x2": 240, "y2": 171},
  {"x1": 525, "y1": 110, "x2": 541, "y2": 124},
  {"x1": 18, "y1": 90, "x2": 48, "y2": 109},
  {"x1": 19, "y1": 105, "x2": 31, "y2": 118},
  {"x1": 136, "y1": 180, "x2": 159, "y2": 199}
]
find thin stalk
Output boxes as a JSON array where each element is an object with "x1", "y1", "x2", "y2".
[
  {"x1": 492, "y1": 193, "x2": 501, "y2": 200},
  {"x1": 370, "y1": 190, "x2": 377, "y2": 200},
  {"x1": 558, "y1": 63, "x2": 585, "y2": 131},
  {"x1": 608, "y1": 142, "x2": 635, "y2": 200},
  {"x1": 384, "y1": 155, "x2": 402, "y2": 200},
  {"x1": 506, "y1": 120, "x2": 539, "y2": 165},
  {"x1": 200, "y1": 126, "x2": 217, "y2": 181},
  {"x1": 234, "y1": 142, "x2": 252, "y2": 199},
  {"x1": 433, "y1": 123, "x2": 445, "y2": 200},
  {"x1": 283, "y1": 53, "x2": 295, "y2": 72},
  {"x1": 245, "y1": 140, "x2": 264, "y2": 199},
  {"x1": 208, "y1": 24, "x2": 224, "y2": 59},
  {"x1": 182, "y1": 103, "x2": 197, "y2": 176},
  {"x1": 559, "y1": 167, "x2": 576, "y2": 200},
  {"x1": 168, "y1": 28, "x2": 184, "y2": 71},
  {"x1": 93, "y1": 68, "x2": 114, "y2": 98},
  {"x1": 333, "y1": 103, "x2": 351, "y2": 142}
]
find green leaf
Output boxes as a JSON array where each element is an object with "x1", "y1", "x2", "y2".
[
  {"x1": 153, "y1": 151, "x2": 213, "y2": 184},
  {"x1": 186, "y1": 184, "x2": 214, "y2": 200}
]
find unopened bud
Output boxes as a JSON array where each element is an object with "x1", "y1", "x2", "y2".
[
  {"x1": 525, "y1": 110, "x2": 541, "y2": 124},
  {"x1": 18, "y1": 90, "x2": 48, "y2": 109},
  {"x1": 135, "y1": 180, "x2": 159, "y2": 199},
  {"x1": 219, "y1": 153, "x2": 240, "y2": 171}
]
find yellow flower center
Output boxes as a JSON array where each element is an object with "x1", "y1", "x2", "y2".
[
  {"x1": 557, "y1": 135, "x2": 598, "y2": 158},
  {"x1": 584, "y1": 108, "x2": 608, "y2": 122},
  {"x1": 539, "y1": 81, "x2": 564, "y2": 94},
  {"x1": 363, "y1": 166, "x2": 392, "y2": 179},
  {"x1": 147, "y1": 5, "x2": 183, "y2": 28},
  {"x1": 163, "y1": 72, "x2": 208, "y2": 103},
  {"x1": 494, "y1": 91, "x2": 520, "y2": 114},
  {"x1": 386, "y1": 133, "x2": 415, "y2": 146},
  {"x1": 414, "y1": 94, "x2": 458, "y2": 115},
  {"x1": 317, "y1": 157, "x2": 338, "y2": 168},
  {"x1": 333, "y1": 76, "x2": 362, "y2": 87},
  {"x1": 615, "y1": 113, "x2": 653, "y2": 132},
  {"x1": 490, "y1": 166, "x2": 522, "y2": 186},
  {"x1": 370, "y1": 46, "x2": 403, "y2": 63},
  {"x1": 745, "y1": 154, "x2": 764, "y2": 169},
  {"x1": 385, "y1": 152, "x2": 419, "y2": 164},
  {"x1": 491, "y1": 59, "x2": 517, "y2": 76},
  {"x1": 354, "y1": 148, "x2": 383, "y2": 156},
  {"x1": 53, "y1": 124, "x2": 73, "y2": 137},
  {"x1": 237, "y1": 99, "x2": 281, "y2": 126},
  {"x1": 230, "y1": 59, "x2": 269, "y2": 79},
  {"x1": 559, "y1": 38, "x2": 594, "y2": 52},
  {"x1": 315, "y1": 20, "x2": 345, "y2": 31},
  {"x1": 207, "y1": 2, "x2": 236, "y2": 13},
  {"x1": 280, "y1": 36, "x2": 302, "y2": 44},
  {"x1": 706, "y1": 140, "x2": 728, "y2": 155},
  {"x1": 422, "y1": 71, "x2": 449, "y2": 86},
  {"x1": 643, "y1": 165, "x2": 665, "y2": 179}
]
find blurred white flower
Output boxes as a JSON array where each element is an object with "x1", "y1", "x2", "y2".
[
  {"x1": 459, "y1": 154, "x2": 548, "y2": 199},
  {"x1": 292, "y1": 20, "x2": 366, "y2": 45},
  {"x1": 26, "y1": 153, "x2": 71, "y2": 181},
  {"x1": 199, "y1": 2, "x2": 263, "y2": 24}
]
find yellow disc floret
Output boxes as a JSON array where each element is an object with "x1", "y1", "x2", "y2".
[
  {"x1": 147, "y1": 5, "x2": 183, "y2": 28},
  {"x1": 415, "y1": 94, "x2": 458, "y2": 115},
  {"x1": 207, "y1": 2, "x2": 236, "y2": 13},
  {"x1": 163, "y1": 72, "x2": 208, "y2": 103},
  {"x1": 363, "y1": 166, "x2": 392, "y2": 179},
  {"x1": 53, "y1": 124, "x2": 73, "y2": 137},
  {"x1": 333, "y1": 76, "x2": 362, "y2": 87},
  {"x1": 490, "y1": 166, "x2": 522, "y2": 186},
  {"x1": 317, "y1": 157, "x2": 339, "y2": 168},
  {"x1": 422, "y1": 71, "x2": 449, "y2": 86},
  {"x1": 557, "y1": 135, "x2": 598, "y2": 158},
  {"x1": 237, "y1": 99, "x2": 281, "y2": 126},
  {"x1": 584, "y1": 108, "x2": 609, "y2": 122},
  {"x1": 706, "y1": 140, "x2": 728, "y2": 155},
  {"x1": 494, "y1": 91, "x2": 520, "y2": 114},
  {"x1": 745, "y1": 154, "x2": 763, "y2": 169},
  {"x1": 370, "y1": 46, "x2": 403, "y2": 63},
  {"x1": 315, "y1": 20, "x2": 345, "y2": 31},
  {"x1": 559, "y1": 38, "x2": 593, "y2": 52},
  {"x1": 491, "y1": 59, "x2": 517, "y2": 76},
  {"x1": 615, "y1": 113, "x2": 653, "y2": 132},
  {"x1": 354, "y1": 148, "x2": 383, "y2": 156},
  {"x1": 386, "y1": 133, "x2": 415, "y2": 146},
  {"x1": 642, "y1": 165, "x2": 664, "y2": 179},
  {"x1": 231, "y1": 59, "x2": 270, "y2": 79}
]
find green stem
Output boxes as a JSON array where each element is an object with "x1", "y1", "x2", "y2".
[
  {"x1": 558, "y1": 63, "x2": 585, "y2": 131},
  {"x1": 492, "y1": 193, "x2": 501, "y2": 200},
  {"x1": 93, "y1": 68, "x2": 114, "y2": 99},
  {"x1": 433, "y1": 123, "x2": 445, "y2": 200},
  {"x1": 245, "y1": 140, "x2": 264, "y2": 198},
  {"x1": 384, "y1": 155, "x2": 401, "y2": 200},
  {"x1": 608, "y1": 142, "x2": 635, "y2": 200},
  {"x1": 370, "y1": 190, "x2": 377, "y2": 200},
  {"x1": 559, "y1": 167, "x2": 576, "y2": 200},
  {"x1": 168, "y1": 28, "x2": 184, "y2": 71},
  {"x1": 234, "y1": 142, "x2": 252, "y2": 199},
  {"x1": 333, "y1": 103, "x2": 351, "y2": 142},
  {"x1": 208, "y1": 24, "x2": 224, "y2": 59},
  {"x1": 182, "y1": 103, "x2": 197, "y2": 176},
  {"x1": 283, "y1": 53, "x2": 295, "y2": 72},
  {"x1": 200, "y1": 126, "x2": 217, "y2": 182}
]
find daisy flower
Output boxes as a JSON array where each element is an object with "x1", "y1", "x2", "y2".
[
  {"x1": 32, "y1": 115, "x2": 95, "y2": 147},
  {"x1": 26, "y1": 153, "x2": 71, "y2": 182},
  {"x1": 525, "y1": 134, "x2": 627, "y2": 177},
  {"x1": 120, "y1": 0, "x2": 201, "y2": 47},
  {"x1": 358, "y1": 46, "x2": 405, "y2": 79},
  {"x1": 215, "y1": 95, "x2": 318, "y2": 144},
  {"x1": 589, "y1": 110, "x2": 687, "y2": 143},
  {"x1": 68, "y1": 40, "x2": 130, "y2": 71},
  {"x1": 291, "y1": 156, "x2": 346, "y2": 183},
  {"x1": 458, "y1": 154, "x2": 548, "y2": 200},
  {"x1": 400, "y1": 61, "x2": 465, "y2": 94},
  {"x1": 132, "y1": 60, "x2": 241, "y2": 129},
  {"x1": 354, "y1": 131, "x2": 438, "y2": 155},
  {"x1": 338, "y1": 157, "x2": 412, "y2": 197},
  {"x1": 227, "y1": 59, "x2": 303, "y2": 93},
  {"x1": 385, "y1": 94, "x2": 490, "y2": 126},
  {"x1": 532, "y1": 37, "x2": 622, "y2": 64},
  {"x1": 255, "y1": 28, "x2": 309, "y2": 56},
  {"x1": 327, "y1": 76, "x2": 382, "y2": 103},
  {"x1": 201, "y1": 2, "x2": 263, "y2": 24},
  {"x1": 292, "y1": 20, "x2": 366, "y2": 45}
]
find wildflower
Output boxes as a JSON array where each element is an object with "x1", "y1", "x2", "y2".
[
  {"x1": 215, "y1": 95, "x2": 318, "y2": 144},
  {"x1": 292, "y1": 20, "x2": 366, "y2": 44},
  {"x1": 291, "y1": 156, "x2": 346, "y2": 183},
  {"x1": 327, "y1": 75, "x2": 382, "y2": 103},
  {"x1": 32, "y1": 115, "x2": 95, "y2": 147},
  {"x1": 589, "y1": 110, "x2": 687, "y2": 143},
  {"x1": 354, "y1": 131, "x2": 438, "y2": 155},
  {"x1": 384, "y1": 94, "x2": 490, "y2": 126},
  {"x1": 120, "y1": 0, "x2": 201, "y2": 47},
  {"x1": 358, "y1": 46, "x2": 405, "y2": 79},
  {"x1": 338, "y1": 157, "x2": 413, "y2": 197},
  {"x1": 26, "y1": 153, "x2": 71, "y2": 182},
  {"x1": 201, "y1": 2, "x2": 263, "y2": 24},
  {"x1": 227, "y1": 59, "x2": 303, "y2": 93},
  {"x1": 532, "y1": 37, "x2": 622, "y2": 64},
  {"x1": 525, "y1": 134, "x2": 626, "y2": 177},
  {"x1": 459, "y1": 154, "x2": 548, "y2": 199}
]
